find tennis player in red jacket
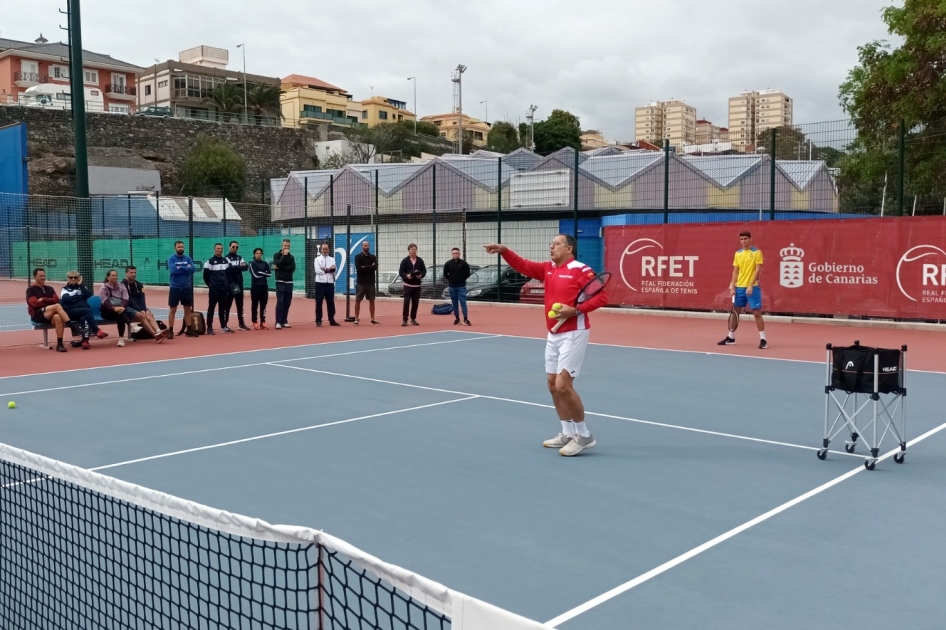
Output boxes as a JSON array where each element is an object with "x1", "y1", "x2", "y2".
[{"x1": 485, "y1": 234, "x2": 608, "y2": 456}]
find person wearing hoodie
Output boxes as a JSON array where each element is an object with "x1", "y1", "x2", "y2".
[
  {"x1": 203, "y1": 242, "x2": 231, "y2": 335},
  {"x1": 60, "y1": 270, "x2": 107, "y2": 349},
  {"x1": 167, "y1": 240, "x2": 197, "y2": 339},
  {"x1": 248, "y1": 247, "x2": 272, "y2": 329},
  {"x1": 272, "y1": 238, "x2": 295, "y2": 329},
  {"x1": 225, "y1": 240, "x2": 250, "y2": 331}
]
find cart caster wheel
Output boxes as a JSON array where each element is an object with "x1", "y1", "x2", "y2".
[
  {"x1": 894, "y1": 453, "x2": 905, "y2": 464},
  {"x1": 816, "y1": 449, "x2": 827, "y2": 460},
  {"x1": 864, "y1": 459, "x2": 876, "y2": 471},
  {"x1": 844, "y1": 443, "x2": 856, "y2": 454}
]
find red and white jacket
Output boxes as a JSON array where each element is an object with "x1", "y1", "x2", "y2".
[{"x1": 502, "y1": 250, "x2": 608, "y2": 334}]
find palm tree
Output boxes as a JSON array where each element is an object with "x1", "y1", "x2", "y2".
[
  {"x1": 203, "y1": 83, "x2": 244, "y2": 123},
  {"x1": 244, "y1": 83, "x2": 284, "y2": 125}
]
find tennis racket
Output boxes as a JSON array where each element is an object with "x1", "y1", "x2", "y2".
[{"x1": 551, "y1": 271, "x2": 611, "y2": 332}]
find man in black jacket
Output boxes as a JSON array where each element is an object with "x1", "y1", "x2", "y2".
[
  {"x1": 225, "y1": 240, "x2": 250, "y2": 331},
  {"x1": 272, "y1": 238, "x2": 295, "y2": 329},
  {"x1": 398, "y1": 243, "x2": 426, "y2": 326},
  {"x1": 122, "y1": 266, "x2": 167, "y2": 341},
  {"x1": 60, "y1": 270, "x2": 107, "y2": 348},
  {"x1": 353, "y1": 240, "x2": 379, "y2": 325},
  {"x1": 203, "y1": 243, "x2": 230, "y2": 334},
  {"x1": 442, "y1": 247, "x2": 472, "y2": 326}
]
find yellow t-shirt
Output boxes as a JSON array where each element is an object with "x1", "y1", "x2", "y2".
[{"x1": 733, "y1": 247, "x2": 763, "y2": 287}]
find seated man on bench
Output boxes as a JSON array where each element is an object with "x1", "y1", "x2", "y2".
[
  {"x1": 60, "y1": 270, "x2": 109, "y2": 349},
  {"x1": 26, "y1": 267, "x2": 81, "y2": 352}
]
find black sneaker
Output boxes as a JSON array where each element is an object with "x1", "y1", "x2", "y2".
[
  {"x1": 185, "y1": 330, "x2": 199, "y2": 338},
  {"x1": 454, "y1": 318, "x2": 460, "y2": 325},
  {"x1": 410, "y1": 320, "x2": 419, "y2": 326},
  {"x1": 206, "y1": 328, "x2": 215, "y2": 336},
  {"x1": 464, "y1": 319, "x2": 471, "y2": 326},
  {"x1": 717, "y1": 336, "x2": 735, "y2": 345},
  {"x1": 329, "y1": 322, "x2": 341, "y2": 327},
  {"x1": 758, "y1": 339, "x2": 768, "y2": 349},
  {"x1": 402, "y1": 320, "x2": 408, "y2": 327},
  {"x1": 238, "y1": 324, "x2": 251, "y2": 331},
  {"x1": 55, "y1": 344, "x2": 67, "y2": 353},
  {"x1": 166, "y1": 331, "x2": 174, "y2": 340}
]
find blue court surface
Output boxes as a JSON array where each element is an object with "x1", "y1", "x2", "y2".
[{"x1": 1, "y1": 330, "x2": 944, "y2": 629}]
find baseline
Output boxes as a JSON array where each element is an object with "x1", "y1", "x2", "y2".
[
  {"x1": 544, "y1": 418, "x2": 946, "y2": 627},
  {"x1": 0, "y1": 334, "x2": 500, "y2": 397}
]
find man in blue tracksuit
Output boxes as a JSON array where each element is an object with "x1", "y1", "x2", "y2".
[
  {"x1": 203, "y1": 242, "x2": 231, "y2": 335},
  {"x1": 167, "y1": 240, "x2": 197, "y2": 339}
]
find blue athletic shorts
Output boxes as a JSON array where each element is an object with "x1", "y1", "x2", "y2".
[
  {"x1": 734, "y1": 286, "x2": 762, "y2": 311},
  {"x1": 168, "y1": 287, "x2": 194, "y2": 307}
]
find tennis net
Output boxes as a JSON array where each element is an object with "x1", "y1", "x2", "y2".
[{"x1": 0, "y1": 443, "x2": 549, "y2": 630}]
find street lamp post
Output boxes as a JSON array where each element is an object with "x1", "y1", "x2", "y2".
[
  {"x1": 526, "y1": 104, "x2": 538, "y2": 150},
  {"x1": 236, "y1": 44, "x2": 248, "y2": 124},
  {"x1": 407, "y1": 76, "x2": 416, "y2": 134},
  {"x1": 452, "y1": 65, "x2": 466, "y2": 154}
]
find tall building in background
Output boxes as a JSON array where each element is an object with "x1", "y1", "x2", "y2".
[
  {"x1": 728, "y1": 89, "x2": 793, "y2": 151},
  {"x1": 634, "y1": 99, "x2": 697, "y2": 150}
]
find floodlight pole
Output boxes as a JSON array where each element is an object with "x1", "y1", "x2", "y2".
[
  {"x1": 68, "y1": 0, "x2": 92, "y2": 282},
  {"x1": 407, "y1": 76, "x2": 416, "y2": 133},
  {"x1": 527, "y1": 104, "x2": 537, "y2": 150},
  {"x1": 237, "y1": 44, "x2": 248, "y2": 124},
  {"x1": 452, "y1": 64, "x2": 466, "y2": 154}
]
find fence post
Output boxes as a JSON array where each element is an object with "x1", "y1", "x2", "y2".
[
  {"x1": 304, "y1": 177, "x2": 309, "y2": 217},
  {"x1": 188, "y1": 196, "x2": 194, "y2": 263},
  {"x1": 222, "y1": 186, "x2": 227, "y2": 238},
  {"x1": 432, "y1": 164, "x2": 437, "y2": 290},
  {"x1": 374, "y1": 169, "x2": 379, "y2": 294},
  {"x1": 898, "y1": 119, "x2": 905, "y2": 216},
  {"x1": 155, "y1": 191, "x2": 161, "y2": 239},
  {"x1": 573, "y1": 148, "x2": 580, "y2": 257},
  {"x1": 496, "y1": 156, "x2": 502, "y2": 301},
  {"x1": 769, "y1": 128, "x2": 777, "y2": 220},
  {"x1": 127, "y1": 193, "x2": 133, "y2": 267},
  {"x1": 663, "y1": 139, "x2": 670, "y2": 224},
  {"x1": 344, "y1": 203, "x2": 355, "y2": 322}
]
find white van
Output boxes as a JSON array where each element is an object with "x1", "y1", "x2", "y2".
[{"x1": 21, "y1": 84, "x2": 105, "y2": 112}]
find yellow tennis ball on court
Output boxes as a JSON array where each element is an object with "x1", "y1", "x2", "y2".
[
  {"x1": 552, "y1": 302, "x2": 563, "y2": 311},
  {"x1": 7, "y1": 401, "x2": 15, "y2": 409},
  {"x1": 548, "y1": 310, "x2": 557, "y2": 318}
]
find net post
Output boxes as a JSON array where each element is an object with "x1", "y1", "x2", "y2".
[
  {"x1": 496, "y1": 156, "x2": 502, "y2": 301},
  {"x1": 316, "y1": 541, "x2": 326, "y2": 630},
  {"x1": 344, "y1": 203, "x2": 355, "y2": 322}
]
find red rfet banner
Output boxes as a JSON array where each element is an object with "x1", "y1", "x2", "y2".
[{"x1": 603, "y1": 217, "x2": 946, "y2": 319}]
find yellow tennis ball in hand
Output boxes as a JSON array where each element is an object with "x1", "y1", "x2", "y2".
[
  {"x1": 548, "y1": 310, "x2": 557, "y2": 319},
  {"x1": 552, "y1": 302, "x2": 563, "y2": 311},
  {"x1": 7, "y1": 401, "x2": 15, "y2": 409}
]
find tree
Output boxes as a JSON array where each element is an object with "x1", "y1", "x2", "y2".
[
  {"x1": 203, "y1": 83, "x2": 244, "y2": 122},
  {"x1": 486, "y1": 121, "x2": 520, "y2": 153},
  {"x1": 414, "y1": 120, "x2": 441, "y2": 137},
  {"x1": 244, "y1": 83, "x2": 284, "y2": 124},
  {"x1": 839, "y1": 0, "x2": 946, "y2": 207},
  {"x1": 180, "y1": 135, "x2": 247, "y2": 199},
  {"x1": 754, "y1": 125, "x2": 808, "y2": 160},
  {"x1": 518, "y1": 122, "x2": 532, "y2": 149},
  {"x1": 533, "y1": 109, "x2": 582, "y2": 154}
]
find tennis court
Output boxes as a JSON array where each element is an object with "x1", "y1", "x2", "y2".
[{"x1": 2, "y1": 328, "x2": 945, "y2": 629}]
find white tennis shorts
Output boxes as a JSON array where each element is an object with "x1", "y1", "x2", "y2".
[{"x1": 545, "y1": 329, "x2": 591, "y2": 378}]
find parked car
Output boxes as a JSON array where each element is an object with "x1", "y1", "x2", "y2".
[
  {"x1": 441, "y1": 265, "x2": 530, "y2": 302},
  {"x1": 134, "y1": 105, "x2": 173, "y2": 118},
  {"x1": 377, "y1": 271, "x2": 399, "y2": 296},
  {"x1": 519, "y1": 279, "x2": 545, "y2": 304},
  {"x1": 389, "y1": 265, "x2": 480, "y2": 299}
]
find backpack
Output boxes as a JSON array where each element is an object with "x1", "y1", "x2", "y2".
[
  {"x1": 188, "y1": 312, "x2": 206, "y2": 335},
  {"x1": 131, "y1": 319, "x2": 167, "y2": 340},
  {"x1": 431, "y1": 303, "x2": 454, "y2": 315}
]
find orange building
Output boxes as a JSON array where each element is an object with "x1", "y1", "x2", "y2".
[{"x1": 0, "y1": 34, "x2": 143, "y2": 113}]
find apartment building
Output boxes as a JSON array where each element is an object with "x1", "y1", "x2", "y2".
[
  {"x1": 359, "y1": 95, "x2": 416, "y2": 127},
  {"x1": 280, "y1": 74, "x2": 362, "y2": 127},
  {"x1": 695, "y1": 119, "x2": 729, "y2": 144},
  {"x1": 0, "y1": 34, "x2": 142, "y2": 113},
  {"x1": 137, "y1": 46, "x2": 280, "y2": 121},
  {"x1": 634, "y1": 100, "x2": 697, "y2": 150},
  {"x1": 420, "y1": 113, "x2": 490, "y2": 148},
  {"x1": 728, "y1": 89, "x2": 793, "y2": 151}
]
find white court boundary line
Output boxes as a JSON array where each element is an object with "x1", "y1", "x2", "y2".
[
  {"x1": 85, "y1": 396, "x2": 479, "y2": 474},
  {"x1": 0, "y1": 330, "x2": 488, "y2": 382},
  {"x1": 0, "y1": 335, "x2": 500, "y2": 397},
  {"x1": 544, "y1": 418, "x2": 946, "y2": 627},
  {"x1": 268, "y1": 363, "x2": 862, "y2": 458}
]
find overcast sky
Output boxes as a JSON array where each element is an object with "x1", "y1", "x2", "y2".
[{"x1": 8, "y1": 0, "x2": 896, "y2": 140}]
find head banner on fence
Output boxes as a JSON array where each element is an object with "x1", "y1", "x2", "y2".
[{"x1": 604, "y1": 216, "x2": 946, "y2": 319}]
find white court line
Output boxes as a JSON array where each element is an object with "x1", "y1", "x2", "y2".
[
  {"x1": 0, "y1": 335, "x2": 499, "y2": 397},
  {"x1": 87, "y1": 396, "x2": 479, "y2": 473},
  {"x1": 0, "y1": 330, "x2": 487, "y2": 382},
  {"x1": 268, "y1": 363, "x2": 860, "y2": 458},
  {"x1": 544, "y1": 419, "x2": 946, "y2": 628},
  {"x1": 458, "y1": 331, "x2": 946, "y2": 375}
]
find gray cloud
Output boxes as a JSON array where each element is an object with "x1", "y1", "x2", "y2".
[{"x1": 9, "y1": 0, "x2": 894, "y2": 140}]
